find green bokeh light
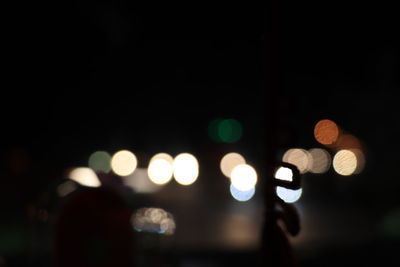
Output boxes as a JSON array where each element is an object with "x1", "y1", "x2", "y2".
[
  {"x1": 208, "y1": 118, "x2": 242, "y2": 143},
  {"x1": 88, "y1": 151, "x2": 112, "y2": 173},
  {"x1": 218, "y1": 119, "x2": 242, "y2": 143}
]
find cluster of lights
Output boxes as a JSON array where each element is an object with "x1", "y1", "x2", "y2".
[
  {"x1": 131, "y1": 207, "x2": 176, "y2": 235},
  {"x1": 219, "y1": 152, "x2": 257, "y2": 202},
  {"x1": 281, "y1": 119, "x2": 366, "y2": 177},
  {"x1": 65, "y1": 150, "x2": 199, "y2": 191}
]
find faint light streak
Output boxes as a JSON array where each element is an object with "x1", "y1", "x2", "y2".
[
  {"x1": 229, "y1": 184, "x2": 255, "y2": 202},
  {"x1": 88, "y1": 151, "x2": 111, "y2": 173},
  {"x1": 274, "y1": 166, "x2": 293, "y2": 182},
  {"x1": 173, "y1": 153, "x2": 199, "y2": 185},
  {"x1": 131, "y1": 207, "x2": 175, "y2": 235},
  {"x1": 220, "y1": 152, "x2": 246, "y2": 178},
  {"x1": 276, "y1": 186, "x2": 303, "y2": 203},
  {"x1": 148, "y1": 158, "x2": 173, "y2": 185},
  {"x1": 67, "y1": 167, "x2": 101, "y2": 187},
  {"x1": 333, "y1": 149, "x2": 357, "y2": 176},
  {"x1": 314, "y1": 119, "x2": 340, "y2": 145},
  {"x1": 282, "y1": 148, "x2": 312, "y2": 174},
  {"x1": 123, "y1": 168, "x2": 162, "y2": 193},
  {"x1": 308, "y1": 148, "x2": 331, "y2": 174},
  {"x1": 57, "y1": 181, "x2": 77, "y2": 197},
  {"x1": 111, "y1": 150, "x2": 137, "y2": 176},
  {"x1": 230, "y1": 164, "x2": 257, "y2": 191}
]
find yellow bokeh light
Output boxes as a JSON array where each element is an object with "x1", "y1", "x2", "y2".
[
  {"x1": 230, "y1": 164, "x2": 258, "y2": 191},
  {"x1": 111, "y1": 150, "x2": 138, "y2": 176},
  {"x1": 220, "y1": 152, "x2": 246, "y2": 178},
  {"x1": 67, "y1": 167, "x2": 101, "y2": 187},
  {"x1": 148, "y1": 158, "x2": 173, "y2": 185},
  {"x1": 333, "y1": 149, "x2": 357, "y2": 176},
  {"x1": 173, "y1": 153, "x2": 199, "y2": 185},
  {"x1": 308, "y1": 148, "x2": 331, "y2": 174},
  {"x1": 149, "y1": 153, "x2": 174, "y2": 164},
  {"x1": 274, "y1": 166, "x2": 293, "y2": 182},
  {"x1": 282, "y1": 148, "x2": 312, "y2": 174}
]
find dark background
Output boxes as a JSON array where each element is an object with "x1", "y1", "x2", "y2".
[{"x1": 2, "y1": 1, "x2": 400, "y2": 266}]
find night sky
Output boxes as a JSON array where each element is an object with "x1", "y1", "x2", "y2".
[{"x1": 2, "y1": 2, "x2": 400, "y2": 266}]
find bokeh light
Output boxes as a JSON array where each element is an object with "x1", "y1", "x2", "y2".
[
  {"x1": 276, "y1": 186, "x2": 303, "y2": 203},
  {"x1": 173, "y1": 153, "x2": 199, "y2": 185},
  {"x1": 230, "y1": 164, "x2": 258, "y2": 191},
  {"x1": 308, "y1": 148, "x2": 331, "y2": 174},
  {"x1": 334, "y1": 134, "x2": 362, "y2": 150},
  {"x1": 218, "y1": 119, "x2": 243, "y2": 143},
  {"x1": 148, "y1": 158, "x2": 173, "y2": 185},
  {"x1": 220, "y1": 152, "x2": 246, "y2": 178},
  {"x1": 111, "y1": 150, "x2": 137, "y2": 176},
  {"x1": 131, "y1": 207, "x2": 176, "y2": 235},
  {"x1": 282, "y1": 148, "x2": 312, "y2": 174},
  {"x1": 229, "y1": 184, "x2": 255, "y2": 202},
  {"x1": 352, "y1": 149, "x2": 366, "y2": 174},
  {"x1": 124, "y1": 168, "x2": 162, "y2": 193},
  {"x1": 67, "y1": 167, "x2": 101, "y2": 187},
  {"x1": 57, "y1": 181, "x2": 77, "y2": 197},
  {"x1": 314, "y1": 119, "x2": 340, "y2": 145},
  {"x1": 333, "y1": 149, "x2": 357, "y2": 176},
  {"x1": 208, "y1": 118, "x2": 243, "y2": 143},
  {"x1": 274, "y1": 166, "x2": 293, "y2": 182},
  {"x1": 88, "y1": 151, "x2": 111, "y2": 173},
  {"x1": 149, "y1": 153, "x2": 174, "y2": 164}
]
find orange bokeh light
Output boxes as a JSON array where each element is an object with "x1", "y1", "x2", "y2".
[{"x1": 314, "y1": 119, "x2": 340, "y2": 145}]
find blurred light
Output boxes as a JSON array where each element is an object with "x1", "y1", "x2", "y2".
[
  {"x1": 352, "y1": 149, "x2": 366, "y2": 174},
  {"x1": 131, "y1": 207, "x2": 175, "y2": 235},
  {"x1": 220, "y1": 152, "x2": 246, "y2": 178},
  {"x1": 229, "y1": 184, "x2": 255, "y2": 202},
  {"x1": 88, "y1": 151, "x2": 111, "y2": 173},
  {"x1": 282, "y1": 148, "x2": 311, "y2": 174},
  {"x1": 111, "y1": 150, "x2": 137, "y2": 176},
  {"x1": 124, "y1": 168, "x2": 162, "y2": 193},
  {"x1": 230, "y1": 164, "x2": 257, "y2": 191},
  {"x1": 148, "y1": 159, "x2": 173, "y2": 185},
  {"x1": 308, "y1": 148, "x2": 331, "y2": 174},
  {"x1": 57, "y1": 181, "x2": 77, "y2": 197},
  {"x1": 276, "y1": 186, "x2": 303, "y2": 203},
  {"x1": 333, "y1": 149, "x2": 358, "y2": 176},
  {"x1": 218, "y1": 119, "x2": 243, "y2": 143},
  {"x1": 67, "y1": 167, "x2": 101, "y2": 187},
  {"x1": 149, "y1": 153, "x2": 174, "y2": 164},
  {"x1": 173, "y1": 153, "x2": 199, "y2": 185},
  {"x1": 274, "y1": 166, "x2": 293, "y2": 182},
  {"x1": 208, "y1": 118, "x2": 223, "y2": 142},
  {"x1": 314, "y1": 119, "x2": 340, "y2": 145},
  {"x1": 334, "y1": 134, "x2": 362, "y2": 150}
]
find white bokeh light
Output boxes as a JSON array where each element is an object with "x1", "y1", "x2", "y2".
[
  {"x1": 67, "y1": 167, "x2": 101, "y2": 187},
  {"x1": 148, "y1": 158, "x2": 173, "y2": 185},
  {"x1": 230, "y1": 164, "x2": 257, "y2": 191},
  {"x1": 173, "y1": 153, "x2": 199, "y2": 185},
  {"x1": 274, "y1": 167, "x2": 293, "y2": 182}
]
